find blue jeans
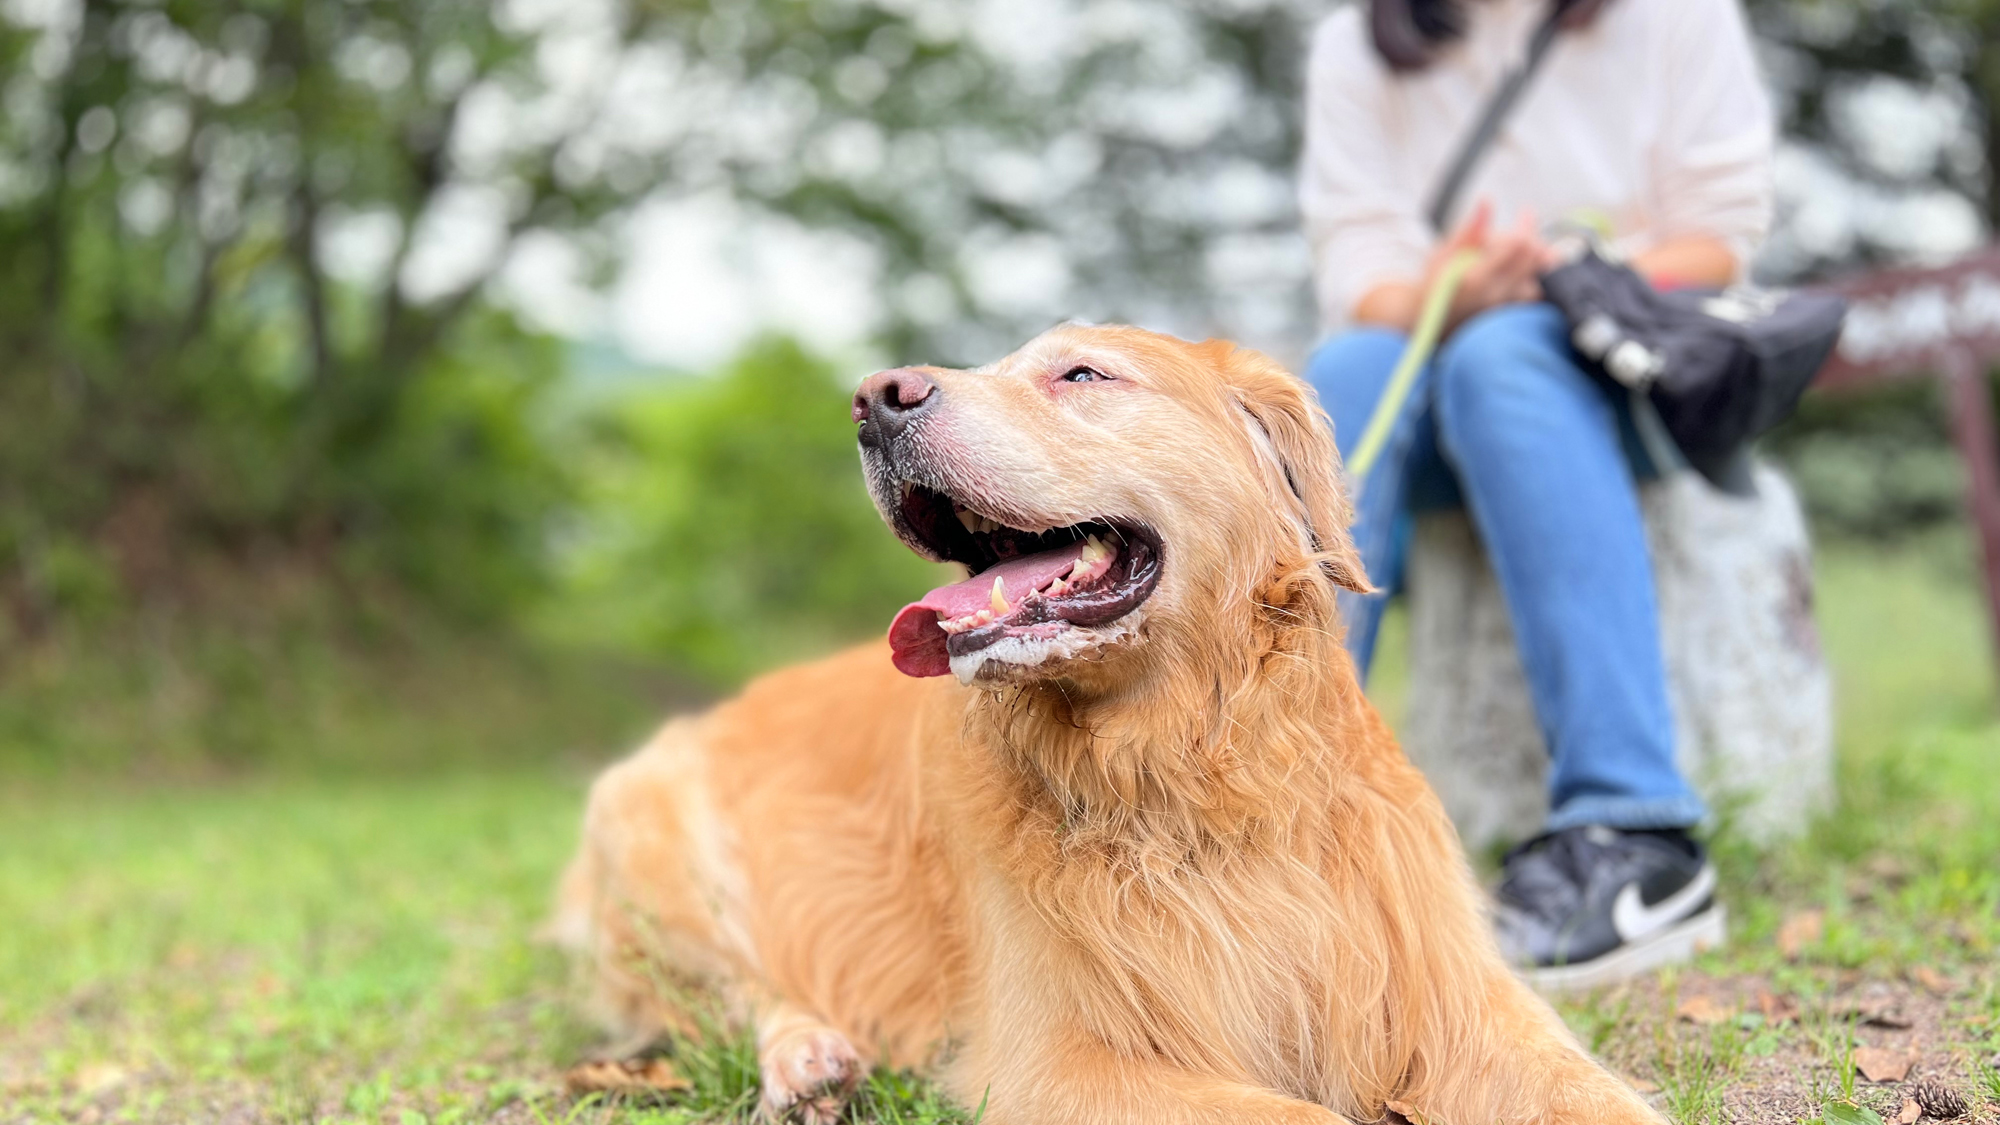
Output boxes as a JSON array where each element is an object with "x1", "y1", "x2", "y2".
[{"x1": 1304, "y1": 303, "x2": 1705, "y2": 833}]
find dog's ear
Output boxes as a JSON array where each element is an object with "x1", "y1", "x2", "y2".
[{"x1": 1206, "y1": 341, "x2": 1372, "y2": 594}]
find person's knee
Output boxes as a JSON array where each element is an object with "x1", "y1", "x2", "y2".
[
  {"x1": 1432, "y1": 303, "x2": 1586, "y2": 425},
  {"x1": 1437, "y1": 303, "x2": 1568, "y2": 378}
]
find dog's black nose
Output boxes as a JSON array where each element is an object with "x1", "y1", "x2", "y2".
[{"x1": 853, "y1": 368, "x2": 938, "y2": 449}]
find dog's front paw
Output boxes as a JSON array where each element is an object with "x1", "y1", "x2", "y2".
[{"x1": 758, "y1": 1022, "x2": 860, "y2": 1124}]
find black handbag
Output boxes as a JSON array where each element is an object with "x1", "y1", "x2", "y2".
[{"x1": 1540, "y1": 249, "x2": 1846, "y2": 493}]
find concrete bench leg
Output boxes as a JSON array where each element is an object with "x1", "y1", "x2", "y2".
[{"x1": 1401, "y1": 463, "x2": 1834, "y2": 854}]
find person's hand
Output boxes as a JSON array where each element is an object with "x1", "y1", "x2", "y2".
[
  {"x1": 1348, "y1": 201, "x2": 1552, "y2": 334},
  {"x1": 1424, "y1": 201, "x2": 1547, "y2": 331}
]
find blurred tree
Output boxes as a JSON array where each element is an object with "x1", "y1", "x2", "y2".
[
  {"x1": 547, "y1": 337, "x2": 943, "y2": 683},
  {"x1": 0, "y1": 0, "x2": 655, "y2": 627},
  {"x1": 0, "y1": 0, "x2": 1327, "y2": 635},
  {"x1": 1746, "y1": 0, "x2": 1992, "y2": 279},
  {"x1": 633, "y1": 0, "x2": 1324, "y2": 365}
]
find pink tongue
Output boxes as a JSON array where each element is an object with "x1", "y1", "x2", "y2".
[{"x1": 888, "y1": 539, "x2": 1087, "y2": 677}]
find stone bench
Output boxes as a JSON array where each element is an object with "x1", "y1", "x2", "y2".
[{"x1": 1398, "y1": 462, "x2": 1834, "y2": 853}]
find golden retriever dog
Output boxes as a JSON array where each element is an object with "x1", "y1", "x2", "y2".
[{"x1": 554, "y1": 324, "x2": 1662, "y2": 1125}]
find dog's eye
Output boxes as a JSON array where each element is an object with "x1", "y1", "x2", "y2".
[{"x1": 1061, "y1": 366, "x2": 1109, "y2": 383}]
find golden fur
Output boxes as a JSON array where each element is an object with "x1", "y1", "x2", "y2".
[{"x1": 555, "y1": 325, "x2": 1664, "y2": 1124}]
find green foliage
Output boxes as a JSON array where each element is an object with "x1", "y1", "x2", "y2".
[
  {"x1": 0, "y1": 0, "x2": 1337, "y2": 645},
  {"x1": 1820, "y1": 1102, "x2": 1887, "y2": 1125},
  {"x1": 0, "y1": 0, "x2": 639, "y2": 627},
  {"x1": 548, "y1": 338, "x2": 944, "y2": 685},
  {"x1": 1762, "y1": 379, "x2": 1970, "y2": 543},
  {"x1": 327, "y1": 314, "x2": 574, "y2": 618}
]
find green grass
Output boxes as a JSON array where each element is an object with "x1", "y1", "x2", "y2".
[
  {"x1": 1650, "y1": 1008, "x2": 1747, "y2": 1125},
  {"x1": 0, "y1": 771, "x2": 973, "y2": 1123},
  {"x1": 1714, "y1": 535, "x2": 2000, "y2": 978},
  {"x1": 3, "y1": 542, "x2": 1999, "y2": 1122},
  {"x1": 0, "y1": 774, "x2": 594, "y2": 1121}
]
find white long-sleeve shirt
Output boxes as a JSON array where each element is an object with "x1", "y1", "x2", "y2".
[{"x1": 1300, "y1": 0, "x2": 1775, "y2": 330}]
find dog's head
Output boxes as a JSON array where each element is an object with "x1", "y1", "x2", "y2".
[{"x1": 856, "y1": 323, "x2": 1370, "y2": 689}]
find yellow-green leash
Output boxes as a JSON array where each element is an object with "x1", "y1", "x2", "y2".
[{"x1": 1343, "y1": 249, "x2": 1479, "y2": 484}]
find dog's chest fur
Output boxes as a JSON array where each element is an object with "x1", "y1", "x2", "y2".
[{"x1": 950, "y1": 702, "x2": 1403, "y2": 1112}]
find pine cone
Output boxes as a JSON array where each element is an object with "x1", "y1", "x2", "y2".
[{"x1": 1912, "y1": 1078, "x2": 1968, "y2": 1120}]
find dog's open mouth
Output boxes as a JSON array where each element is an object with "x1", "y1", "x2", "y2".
[{"x1": 885, "y1": 484, "x2": 1162, "y2": 679}]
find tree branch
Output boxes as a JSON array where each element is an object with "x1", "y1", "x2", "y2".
[
  {"x1": 375, "y1": 83, "x2": 477, "y2": 370},
  {"x1": 290, "y1": 176, "x2": 334, "y2": 389}
]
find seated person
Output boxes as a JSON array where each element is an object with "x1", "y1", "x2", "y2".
[{"x1": 1297, "y1": 0, "x2": 1773, "y2": 983}]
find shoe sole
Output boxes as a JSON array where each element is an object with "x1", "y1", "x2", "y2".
[{"x1": 1520, "y1": 904, "x2": 1727, "y2": 993}]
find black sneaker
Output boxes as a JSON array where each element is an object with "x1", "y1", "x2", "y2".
[{"x1": 1492, "y1": 825, "x2": 1725, "y2": 990}]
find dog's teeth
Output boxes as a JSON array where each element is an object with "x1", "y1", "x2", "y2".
[
  {"x1": 980, "y1": 516, "x2": 999, "y2": 534},
  {"x1": 1047, "y1": 577, "x2": 1066, "y2": 595},
  {"x1": 956, "y1": 508, "x2": 979, "y2": 534},
  {"x1": 975, "y1": 609, "x2": 994, "y2": 625},
  {"x1": 1080, "y1": 535, "x2": 1108, "y2": 564},
  {"x1": 990, "y1": 576, "x2": 1008, "y2": 614}
]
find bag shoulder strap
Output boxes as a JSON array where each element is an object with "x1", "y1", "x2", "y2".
[{"x1": 1423, "y1": 4, "x2": 1570, "y2": 233}]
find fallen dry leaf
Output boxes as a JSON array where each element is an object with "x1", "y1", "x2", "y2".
[
  {"x1": 1757, "y1": 989, "x2": 1801, "y2": 1024},
  {"x1": 1912, "y1": 965, "x2": 1953, "y2": 996},
  {"x1": 1677, "y1": 995, "x2": 1734, "y2": 1024},
  {"x1": 1895, "y1": 1097, "x2": 1922, "y2": 1125},
  {"x1": 1853, "y1": 1046, "x2": 1914, "y2": 1084},
  {"x1": 0, "y1": 1074, "x2": 40, "y2": 1097},
  {"x1": 72, "y1": 1063, "x2": 129, "y2": 1096},
  {"x1": 1836, "y1": 1001, "x2": 1914, "y2": 1030},
  {"x1": 1865, "y1": 854, "x2": 1909, "y2": 886},
  {"x1": 1777, "y1": 909, "x2": 1824, "y2": 960},
  {"x1": 563, "y1": 1057, "x2": 691, "y2": 1097}
]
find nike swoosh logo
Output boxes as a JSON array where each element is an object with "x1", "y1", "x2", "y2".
[{"x1": 1611, "y1": 864, "x2": 1716, "y2": 943}]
